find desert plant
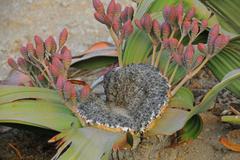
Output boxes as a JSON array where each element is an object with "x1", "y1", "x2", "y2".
[{"x1": 0, "y1": 0, "x2": 240, "y2": 160}]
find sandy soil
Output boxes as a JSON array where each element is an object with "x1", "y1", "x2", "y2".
[{"x1": 0, "y1": 0, "x2": 239, "y2": 160}]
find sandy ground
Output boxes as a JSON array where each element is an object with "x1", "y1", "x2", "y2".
[{"x1": 0, "y1": 0, "x2": 239, "y2": 160}]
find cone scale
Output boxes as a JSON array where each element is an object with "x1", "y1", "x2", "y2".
[{"x1": 77, "y1": 64, "x2": 170, "y2": 133}]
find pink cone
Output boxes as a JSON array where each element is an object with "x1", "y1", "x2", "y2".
[
  {"x1": 93, "y1": 0, "x2": 105, "y2": 15},
  {"x1": 214, "y1": 35, "x2": 230, "y2": 54},
  {"x1": 121, "y1": 19, "x2": 134, "y2": 39},
  {"x1": 59, "y1": 28, "x2": 68, "y2": 48},
  {"x1": 134, "y1": 19, "x2": 143, "y2": 30},
  {"x1": 176, "y1": 2, "x2": 183, "y2": 26},
  {"x1": 197, "y1": 43, "x2": 206, "y2": 53},
  {"x1": 7, "y1": 58, "x2": 18, "y2": 70},
  {"x1": 152, "y1": 20, "x2": 161, "y2": 38},
  {"x1": 161, "y1": 22, "x2": 171, "y2": 39}
]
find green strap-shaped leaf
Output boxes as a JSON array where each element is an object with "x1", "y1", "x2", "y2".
[
  {"x1": 191, "y1": 69, "x2": 240, "y2": 116},
  {"x1": 178, "y1": 115, "x2": 203, "y2": 142},
  {"x1": 200, "y1": 0, "x2": 240, "y2": 97},
  {"x1": 123, "y1": 29, "x2": 152, "y2": 65},
  {"x1": 0, "y1": 100, "x2": 81, "y2": 132},
  {"x1": 0, "y1": 85, "x2": 62, "y2": 104},
  {"x1": 169, "y1": 87, "x2": 194, "y2": 109},
  {"x1": 146, "y1": 108, "x2": 190, "y2": 136},
  {"x1": 70, "y1": 57, "x2": 117, "y2": 78},
  {"x1": 135, "y1": 0, "x2": 155, "y2": 19},
  {"x1": 208, "y1": 37, "x2": 240, "y2": 98},
  {"x1": 221, "y1": 116, "x2": 240, "y2": 125},
  {"x1": 200, "y1": 0, "x2": 240, "y2": 35},
  {"x1": 51, "y1": 127, "x2": 125, "y2": 160},
  {"x1": 69, "y1": 42, "x2": 118, "y2": 78}
]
